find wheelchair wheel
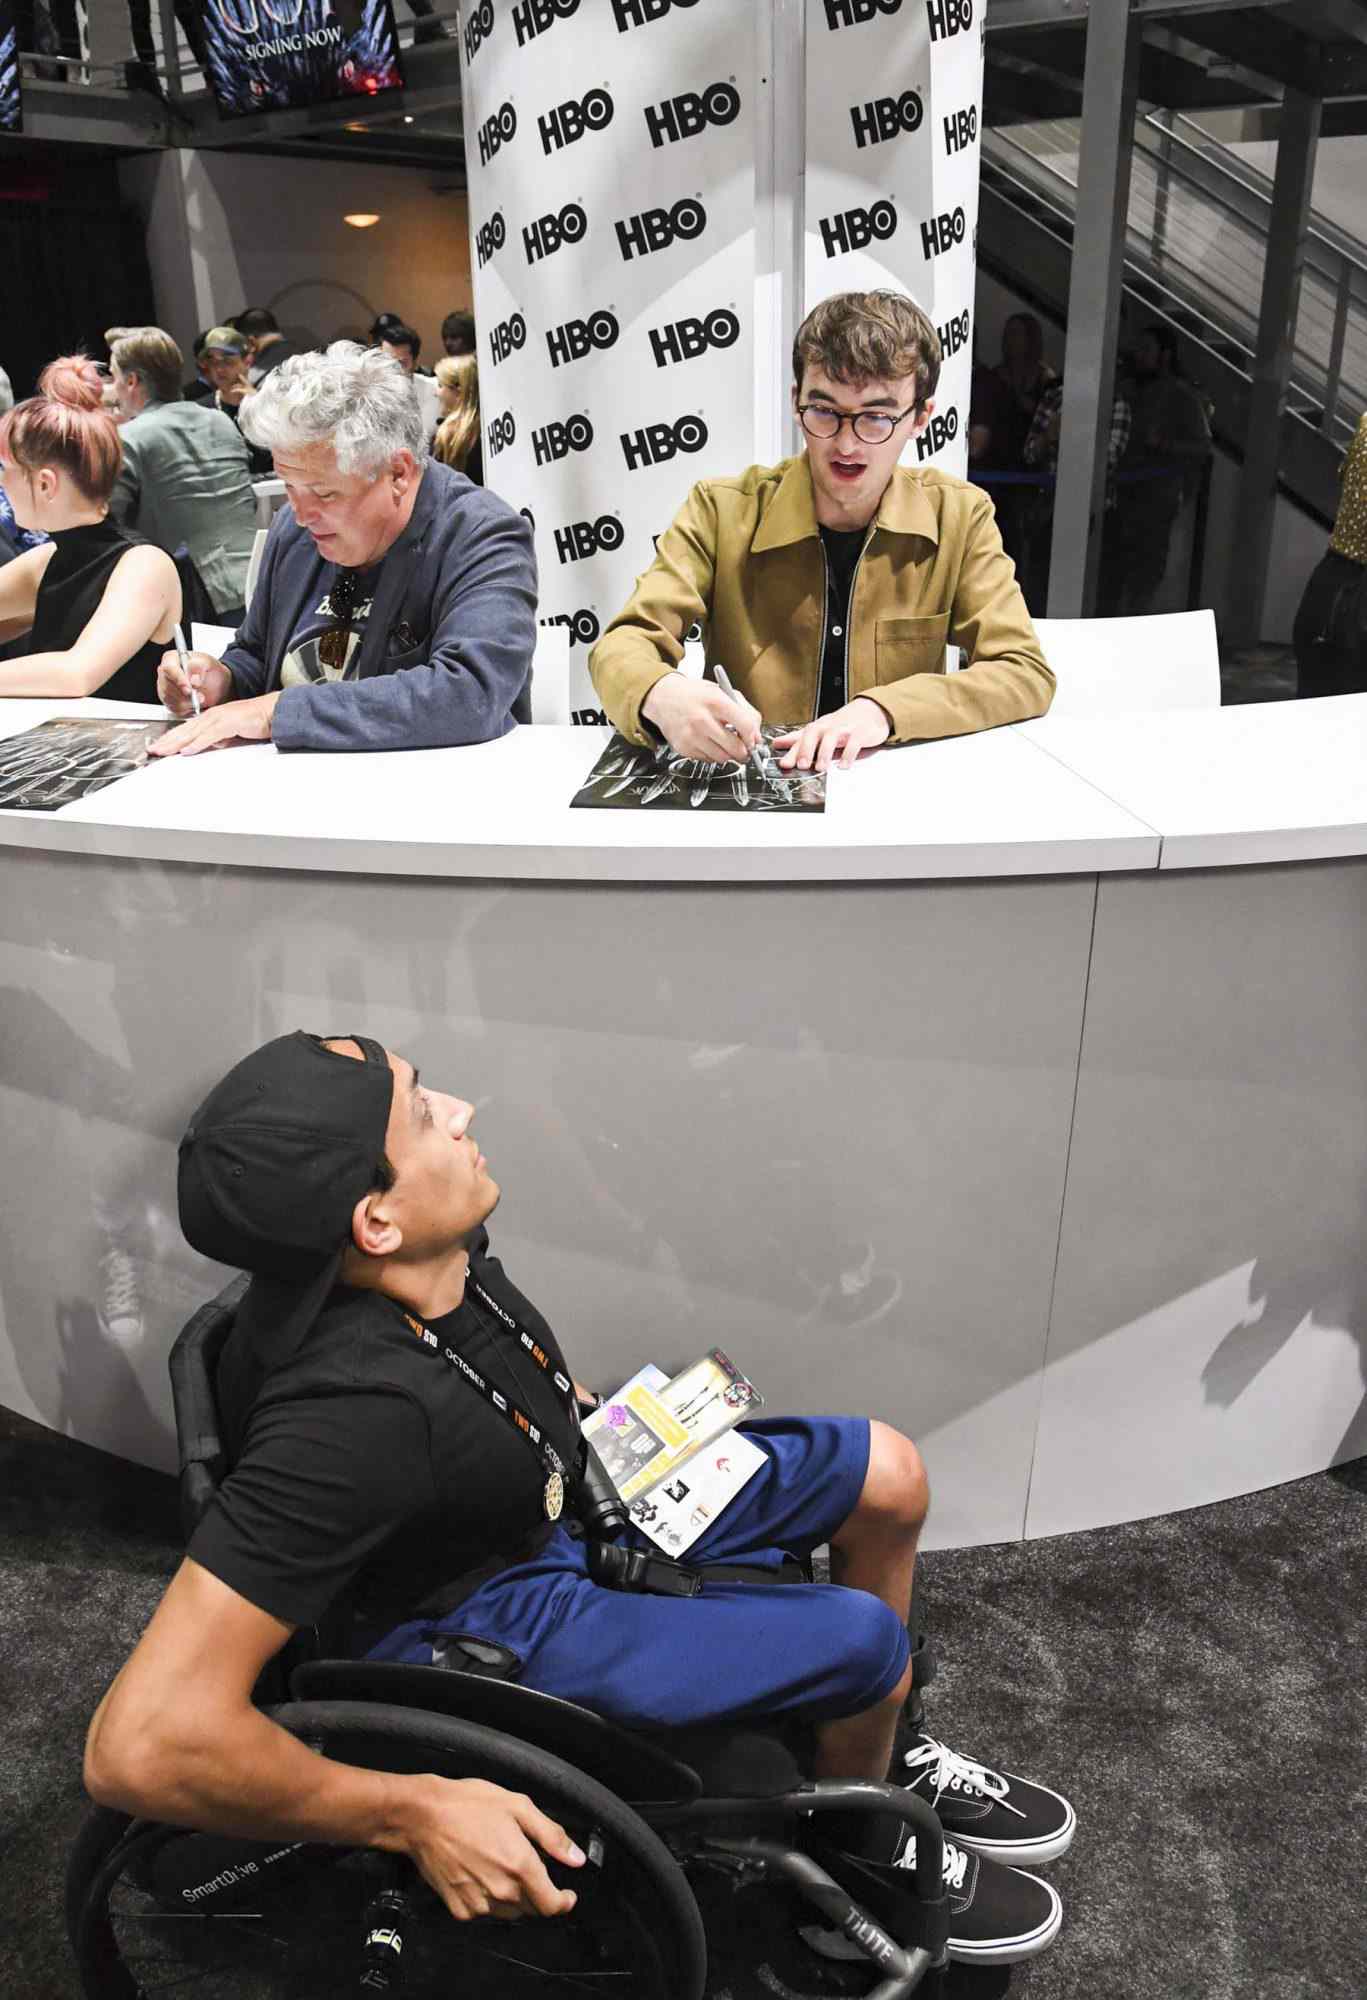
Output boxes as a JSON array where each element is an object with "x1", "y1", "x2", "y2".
[{"x1": 67, "y1": 1701, "x2": 707, "y2": 2000}]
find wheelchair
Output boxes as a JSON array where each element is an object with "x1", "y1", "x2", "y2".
[{"x1": 66, "y1": 1279, "x2": 952, "y2": 1998}]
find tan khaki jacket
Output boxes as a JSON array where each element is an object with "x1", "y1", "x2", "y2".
[{"x1": 589, "y1": 455, "x2": 1054, "y2": 746}]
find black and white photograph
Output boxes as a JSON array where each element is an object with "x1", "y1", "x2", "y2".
[
  {"x1": 0, "y1": 718, "x2": 171, "y2": 812},
  {"x1": 572, "y1": 728, "x2": 827, "y2": 814}
]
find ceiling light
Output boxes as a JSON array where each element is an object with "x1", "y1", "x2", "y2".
[
  {"x1": 344, "y1": 213, "x2": 381, "y2": 228},
  {"x1": 403, "y1": 115, "x2": 414, "y2": 124}
]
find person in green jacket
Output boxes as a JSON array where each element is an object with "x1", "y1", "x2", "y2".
[
  {"x1": 107, "y1": 326, "x2": 260, "y2": 623},
  {"x1": 590, "y1": 290, "x2": 1054, "y2": 775}
]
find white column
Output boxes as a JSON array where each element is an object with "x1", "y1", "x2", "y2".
[{"x1": 462, "y1": 0, "x2": 984, "y2": 713}]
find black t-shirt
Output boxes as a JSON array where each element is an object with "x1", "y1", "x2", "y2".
[
  {"x1": 817, "y1": 525, "x2": 867, "y2": 717},
  {"x1": 189, "y1": 1233, "x2": 579, "y2": 1632}
]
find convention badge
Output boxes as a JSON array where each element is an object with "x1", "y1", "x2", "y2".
[{"x1": 544, "y1": 1470, "x2": 565, "y2": 1522}]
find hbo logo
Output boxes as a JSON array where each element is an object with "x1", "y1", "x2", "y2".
[
  {"x1": 944, "y1": 104, "x2": 977, "y2": 153},
  {"x1": 486, "y1": 411, "x2": 516, "y2": 457},
  {"x1": 477, "y1": 101, "x2": 516, "y2": 167},
  {"x1": 546, "y1": 309, "x2": 620, "y2": 370},
  {"x1": 937, "y1": 308, "x2": 970, "y2": 358},
  {"x1": 920, "y1": 205, "x2": 966, "y2": 259},
  {"x1": 611, "y1": 0, "x2": 700, "y2": 29},
  {"x1": 532, "y1": 413, "x2": 594, "y2": 466},
  {"x1": 648, "y1": 307, "x2": 740, "y2": 369},
  {"x1": 462, "y1": 0, "x2": 493, "y2": 60},
  {"x1": 514, "y1": 0, "x2": 580, "y2": 46},
  {"x1": 915, "y1": 407, "x2": 960, "y2": 460},
  {"x1": 850, "y1": 90, "x2": 922, "y2": 150},
  {"x1": 621, "y1": 413, "x2": 708, "y2": 472},
  {"x1": 818, "y1": 198, "x2": 896, "y2": 259},
  {"x1": 615, "y1": 197, "x2": 706, "y2": 263},
  {"x1": 644, "y1": 81, "x2": 741, "y2": 149},
  {"x1": 539, "y1": 86, "x2": 614, "y2": 156},
  {"x1": 489, "y1": 314, "x2": 527, "y2": 366},
  {"x1": 554, "y1": 514, "x2": 626, "y2": 565},
  {"x1": 523, "y1": 202, "x2": 588, "y2": 265},
  {"x1": 543, "y1": 609, "x2": 601, "y2": 647},
  {"x1": 926, "y1": 0, "x2": 973, "y2": 43},
  {"x1": 824, "y1": 0, "x2": 902, "y2": 25},
  {"x1": 475, "y1": 210, "x2": 506, "y2": 268}
]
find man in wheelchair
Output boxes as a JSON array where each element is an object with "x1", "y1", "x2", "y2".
[{"x1": 83, "y1": 1031, "x2": 1075, "y2": 1977}]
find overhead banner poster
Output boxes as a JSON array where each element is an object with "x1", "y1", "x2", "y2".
[
  {"x1": 201, "y1": 0, "x2": 403, "y2": 120},
  {"x1": 461, "y1": 0, "x2": 757, "y2": 722},
  {"x1": 803, "y1": 0, "x2": 983, "y2": 481},
  {"x1": 0, "y1": 0, "x2": 20, "y2": 136}
]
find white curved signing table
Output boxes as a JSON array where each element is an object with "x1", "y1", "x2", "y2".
[{"x1": 1, "y1": 696, "x2": 1364, "y2": 1549}]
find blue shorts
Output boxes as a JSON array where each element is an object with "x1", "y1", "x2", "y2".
[{"x1": 369, "y1": 1416, "x2": 909, "y2": 1730}]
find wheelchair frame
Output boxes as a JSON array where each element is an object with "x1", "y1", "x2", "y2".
[{"x1": 66, "y1": 1280, "x2": 952, "y2": 1998}]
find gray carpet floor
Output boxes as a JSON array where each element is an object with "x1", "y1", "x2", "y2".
[{"x1": 3, "y1": 1404, "x2": 1363, "y2": 2000}]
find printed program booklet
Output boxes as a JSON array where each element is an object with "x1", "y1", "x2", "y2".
[{"x1": 582, "y1": 1349, "x2": 765, "y2": 1554}]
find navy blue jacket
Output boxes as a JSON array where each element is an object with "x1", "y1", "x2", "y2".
[{"x1": 223, "y1": 458, "x2": 535, "y2": 752}]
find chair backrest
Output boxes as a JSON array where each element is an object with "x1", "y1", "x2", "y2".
[
  {"x1": 168, "y1": 1275, "x2": 250, "y2": 1543},
  {"x1": 251, "y1": 478, "x2": 287, "y2": 530},
  {"x1": 1033, "y1": 608, "x2": 1220, "y2": 719},
  {"x1": 167, "y1": 1275, "x2": 341, "y2": 1700},
  {"x1": 528, "y1": 621, "x2": 571, "y2": 724},
  {"x1": 243, "y1": 528, "x2": 269, "y2": 611},
  {"x1": 190, "y1": 621, "x2": 239, "y2": 657}
]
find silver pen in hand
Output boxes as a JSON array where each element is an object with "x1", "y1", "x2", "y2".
[
  {"x1": 173, "y1": 623, "x2": 201, "y2": 718},
  {"x1": 712, "y1": 664, "x2": 789, "y2": 794}
]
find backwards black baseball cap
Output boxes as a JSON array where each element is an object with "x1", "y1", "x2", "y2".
[{"x1": 179, "y1": 1031, "x2": 396, "y2": 1363}]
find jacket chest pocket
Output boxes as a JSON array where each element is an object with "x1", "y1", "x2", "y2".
[{"x1": 874, "y1": 614, "x2": 950, "y2": 682}]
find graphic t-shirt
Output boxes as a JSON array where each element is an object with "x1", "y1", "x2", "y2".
[{"x1": 275, "y1": 563, "x2": 381, "y2": 691}]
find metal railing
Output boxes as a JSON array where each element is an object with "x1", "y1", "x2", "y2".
[{"x1": 983, "y1": 111, "x2": 1367, "y2": 453}]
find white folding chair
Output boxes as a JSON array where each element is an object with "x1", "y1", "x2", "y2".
[
  {"x1": 1033, "y1": 609, "x2": 1220, "y2": 718},
  {"x1": 242, "y1": 529, "x2": 269, "y2": 612},
  {"x1": 251, "y1": 478, "x2": 287, "y2": 529},
  {"x1": 190, "y1": 623, "x2": 238, "y2": 656},
  {"x1": 528, "y1": 623, "x2": 571, "y2": 724}
]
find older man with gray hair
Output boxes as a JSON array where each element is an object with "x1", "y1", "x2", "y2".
[{"x1": 152, "y1": 342, "x2": 535, "y2": 756}]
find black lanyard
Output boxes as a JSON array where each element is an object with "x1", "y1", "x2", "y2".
[{"x1": 397, "y1": 1275, "x2": 580, "y2": 1521}]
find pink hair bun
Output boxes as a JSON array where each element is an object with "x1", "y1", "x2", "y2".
[{"x1": 38, "y1": 354, "x2": 106, "y2": 412}]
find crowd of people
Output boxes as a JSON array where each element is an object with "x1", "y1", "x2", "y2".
[
  {"x1": 2, "y1": 285, "x2": 1364, "y2": 726},
  {"x1": 969, "y1": 310, "x2": 1215, "y2": 619},
  {"x1": 0, "y1": 301, "x2": 482, "y2": 698}
]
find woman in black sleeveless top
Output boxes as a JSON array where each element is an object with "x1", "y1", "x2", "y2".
[{"x1": 0, "y1": 355, "x2": 181, "y2": 701}]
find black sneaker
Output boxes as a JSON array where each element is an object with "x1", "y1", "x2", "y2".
[
  {"x1": 802, "y1": 1827, "x2": 1062, "y2": 1967},
  {"x1": 893, "y1": 1730, "x2": 1076, "y2": 1868}
]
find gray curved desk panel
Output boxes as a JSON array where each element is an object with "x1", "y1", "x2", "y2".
[{"x1": 0, "y1": 697, "x2": 1362, "y2": 1549}]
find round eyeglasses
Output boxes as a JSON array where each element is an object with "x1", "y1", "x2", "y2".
[{"x1": 797, "y1": 401, "x2": 919, "y2": 445}]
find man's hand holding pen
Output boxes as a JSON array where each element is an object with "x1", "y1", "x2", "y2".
[
  {"x1": 157, "y1": 650, "x2": 233, "y2": 718},
  {"x1": 640, "y1": 670, "x2": 762, "y2": 764}
]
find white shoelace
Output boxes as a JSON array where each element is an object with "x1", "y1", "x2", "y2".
[
  {"x1": 901, "y1": 1734, "x2": 1027, "y2": 1820},
  {"x1": 895, "y1": 1834, "x2": 969, "y2": 1890}
]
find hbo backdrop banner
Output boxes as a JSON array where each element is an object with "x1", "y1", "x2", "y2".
[
  {"x1": 0, "y1": 0, "x2": 20, "y2": 136},
  {"x1": 460, "y1": 0, "x2": 757, "y2": 720},
  {"x1": 803, "y1": 0, "x2": 983, "y2": 479}
]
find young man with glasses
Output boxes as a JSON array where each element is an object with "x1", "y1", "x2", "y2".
[{"x1": 591, "y1": 291, "x2": 1054, "y2": 774}]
